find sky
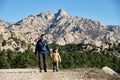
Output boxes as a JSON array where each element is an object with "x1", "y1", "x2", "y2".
[{"x1": 0, "y1": 0, "x2": 120, "y2": 25}]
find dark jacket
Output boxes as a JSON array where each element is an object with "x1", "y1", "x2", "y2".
[{"x1": 35, "y1": 40, "x2": 51, "y2": 54}]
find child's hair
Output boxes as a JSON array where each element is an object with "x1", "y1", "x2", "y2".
[{"x1": 53, "y1": 47, "x2": 58, "y2": 53}]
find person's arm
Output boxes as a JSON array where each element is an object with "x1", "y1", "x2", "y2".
[
  {"x1": 45, "y1": 40, "x2": 51, "y2": 54},
  {"x1": 58, "y1": 53, "x2": 61, "y2": 62},
  {"x1": 35, "y1": 41, "x2": 38, "y2": 55}
]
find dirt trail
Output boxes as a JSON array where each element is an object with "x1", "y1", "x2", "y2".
[{"x1": 0, "y1": 68, "x2": 116, "y2": 80}]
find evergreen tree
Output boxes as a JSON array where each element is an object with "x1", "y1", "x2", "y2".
[{"x1": 0, "y1": 50, "x2": 10, "y2": 68}]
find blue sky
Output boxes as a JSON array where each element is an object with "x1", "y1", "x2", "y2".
[{"x1": 0, "y1": 0, "x2": 120, "y2": 25}]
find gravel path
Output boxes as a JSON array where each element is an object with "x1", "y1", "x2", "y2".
[{"x1": 0, "y1": 68, "x2": 116, "y2": 80}]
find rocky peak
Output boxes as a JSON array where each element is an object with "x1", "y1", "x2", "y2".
[
  {"x1": 55, "y1": 9, "x2": 68, "y2": 17},
  {"x1": 0, "y1": 19, "x2": 13, "y2": 27},
  {"x1": 28, "y1": 14, "x2": 37, "y2": 18},
  {"x1": 38, "y1": 12, "x2": 55, "y2": 20}
]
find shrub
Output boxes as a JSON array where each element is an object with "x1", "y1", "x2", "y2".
[
  {"x1": 0, "y1": 43, "x2": 120, "y2": 73},
  {"x1": 2, "y1": 40, "x2": 7, "y2": 46}
]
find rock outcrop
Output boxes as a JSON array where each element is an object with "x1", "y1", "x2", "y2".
[
  {"x1": 102, "y1": 66, "x2": 118, "y2": 75},
  {"x1": 0, "y1": 26, "x2": 32, "y2": 52}
]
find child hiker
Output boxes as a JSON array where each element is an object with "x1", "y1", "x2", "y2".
[{"x1": 51, "y1": 47, "x2": 61, "y2": 72}]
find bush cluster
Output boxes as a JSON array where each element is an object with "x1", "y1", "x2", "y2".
[{"x1": 0, "y1": 43, "x2": 120, "y2": 73}]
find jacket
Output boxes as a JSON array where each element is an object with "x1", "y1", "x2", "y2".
[
  {"x1": 35, "y1": 40, "x2": 51, "y2": 54},
  {"x1": 52, "y1": 52, "x2": 61, "y2": 62}
]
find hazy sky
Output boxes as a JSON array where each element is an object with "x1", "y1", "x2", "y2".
[{"x1": 0, "y1": 0, "x2": 120, "y2": 25}]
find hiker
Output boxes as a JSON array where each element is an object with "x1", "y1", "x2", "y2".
[
  {"x1": 35, "y1": 34, "x2": 51, "y2": 72},
  {"x1": 51, "y1": 47, "x2": 61, "y2": 72}
]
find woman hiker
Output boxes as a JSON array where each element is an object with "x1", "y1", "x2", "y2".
[{"x1": 35, "y1": 34, "x2": 52, "y2": 72}]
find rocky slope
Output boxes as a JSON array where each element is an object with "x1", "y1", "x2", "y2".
[
  {"x1": 0, "y1": 25, "x2": 33, "y2": 52},
  {"x1": 0, "y1": 19, "x2": 13, "y2": 27},
  {"x1": 9, "y1": 9, "x2": 120, "y2": 46},
  {"x1": 0, "y1": 9, "x2": 120, "y2": 51}
]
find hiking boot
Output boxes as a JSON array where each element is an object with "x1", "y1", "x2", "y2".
[
  {"x1": 39, "y1": 70, "x2": 42, "y2": 73},
  {"x1": 44, "y1": 70, "x2": 47, "y2": 72}
]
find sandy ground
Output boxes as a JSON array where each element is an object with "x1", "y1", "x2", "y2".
[{"x1": 0, "y1": 68, "x2": 118, "y2": 80}]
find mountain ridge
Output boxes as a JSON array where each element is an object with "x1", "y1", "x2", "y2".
[{"x1": 0, "y1": 9, "x2": 120, "y2": 51}]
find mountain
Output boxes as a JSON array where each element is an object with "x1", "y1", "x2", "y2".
[
  {"x1": 9, "y1": 9, "x2": 120, "y2": 46},
  {"x1": 0, "y1": 9, "x2": 120, "y2": 51}
]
